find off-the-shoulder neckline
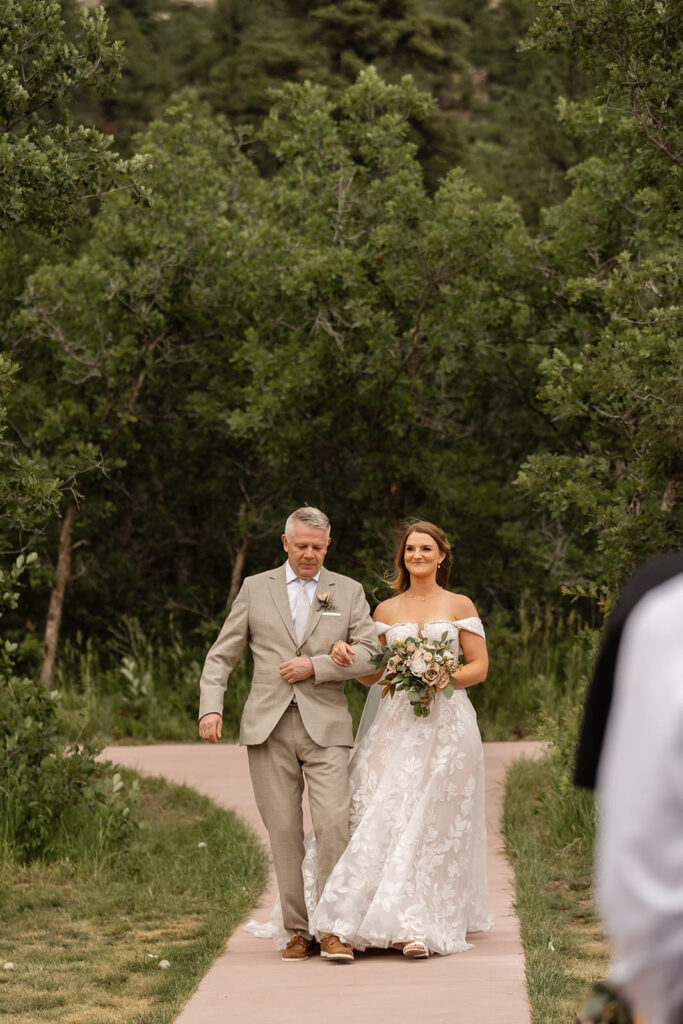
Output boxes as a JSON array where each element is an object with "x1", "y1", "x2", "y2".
[{"x1": 375, "y1": 617, "x2": 482, "y2": 630}]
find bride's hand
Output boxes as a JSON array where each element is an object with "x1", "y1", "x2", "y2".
[{"x1": 330, "y1": 640, "x2": 355, "y2": 666}]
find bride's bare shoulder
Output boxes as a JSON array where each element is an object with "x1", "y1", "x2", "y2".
[
  {"x1": 447, "y1": 592, "x2": 479, "y2": 619},
  {"x1": 374, "y1": 595, "x2": 402, "y2": 622}
]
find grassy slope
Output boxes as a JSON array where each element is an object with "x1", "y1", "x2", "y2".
[
  {"x1": 503, "y1": 755, "x2": 608, "y2": 1024},
  {"x1": 0, "y1": 773, "x2": 268, "y2": 1024}
]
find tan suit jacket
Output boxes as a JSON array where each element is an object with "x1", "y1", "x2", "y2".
[{"x1": 198, "y1": 563, "x2": 379, "y2": 747}]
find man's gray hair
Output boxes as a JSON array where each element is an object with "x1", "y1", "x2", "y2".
[{"x1": 284, "y1": 506, "x2": 331, "y2": 539}]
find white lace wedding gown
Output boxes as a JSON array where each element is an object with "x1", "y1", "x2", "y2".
[{"x1": 245, "y1": 618, "x2": 492, "y2": 955}]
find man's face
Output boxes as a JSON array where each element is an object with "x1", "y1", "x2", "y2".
[{"x1": 282, "y1": 524, "x2": 331, "y2": 579}]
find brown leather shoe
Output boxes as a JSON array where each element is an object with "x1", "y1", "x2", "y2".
[
  {"x1": 281, "y1": 933, "x2": 313, "y2": 961},
  {"x1": 320, "y1": 934, "x2": 354, "y2": 961}
]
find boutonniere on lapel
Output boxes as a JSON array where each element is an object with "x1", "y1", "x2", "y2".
[{"x1": 316, "y1": 591, "x2": 337, "y2": 612}]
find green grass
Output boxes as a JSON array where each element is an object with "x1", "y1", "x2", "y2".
[
  {"x1": 471, "y1": 606, "x2": 599, "y2": 740},
  {"x1": 503, "y1": 754, "x2": 607, "y2": 1024},
  {"x1": 55, "y1": 618, "x2": 254, "y2": 744},
  {"x1": 0, "y1": 772, "x2": 268, "y2": 1024}
]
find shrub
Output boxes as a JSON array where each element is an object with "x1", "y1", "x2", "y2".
[
  {"x1": 0, "y1": 675, "x2": 139, "y2": 862},
  {"x1": 56, "y1": 614, "x2": 255, "y2": 742},
  {"x1": 471, "y1": 604, "x2": 600, "y2": 740},
  {"x1": 0, "y1": 557, "x2": 138, "y2": 863}
]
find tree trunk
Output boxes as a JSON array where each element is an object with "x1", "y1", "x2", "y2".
[
  {"x1": 661, "y1": 472, "x2": 679, "y2": 513},
  {"x1": 40, "y1": 503, "x2": 77, "y2": 689},
  {"x1": 226, "y1": 533, "x2": 250, "y2": 609}
]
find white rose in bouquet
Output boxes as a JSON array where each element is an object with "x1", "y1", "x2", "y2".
[{"x1": 410, "y1": 655, "x2": 427, "y2": 676}]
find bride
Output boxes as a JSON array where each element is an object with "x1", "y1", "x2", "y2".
[
  {"x1": 309, "y1": 520, "x2": 492, "y2": 958},
  {"x1": 246, "y1": 520, "x2": 492, "y2": 958}
]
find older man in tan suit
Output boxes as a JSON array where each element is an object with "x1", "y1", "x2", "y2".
[{"x1": 199, "y1": 506, "x2": 379, "y2": 962}]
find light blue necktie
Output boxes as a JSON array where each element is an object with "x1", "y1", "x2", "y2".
[{"x1": 295, "y1": 578, "x2": 310, "y2": 645}]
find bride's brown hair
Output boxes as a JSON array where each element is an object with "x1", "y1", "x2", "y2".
[{"x1": 389, "y1": 521, "x2": 452, "y2": 593}]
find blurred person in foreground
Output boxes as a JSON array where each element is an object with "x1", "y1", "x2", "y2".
[{"x1": 575, "y1": 552, "x2": 683, "y2": 1024}]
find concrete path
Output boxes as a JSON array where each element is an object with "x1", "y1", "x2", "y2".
[{"x1": 103, "y1": 741, "x2": 541, "y2": 1024}]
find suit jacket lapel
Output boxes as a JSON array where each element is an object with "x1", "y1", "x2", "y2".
[
  {"x1": 301, "y1": 567, "x2": 334, "y2": 646},
  {"x1": 268, "y1": 564, "x2": 298, "y2": 646}
]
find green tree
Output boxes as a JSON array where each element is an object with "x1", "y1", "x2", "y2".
[
  {"x1": 0, "y1": 0, "x2": 147, "y2": 679},
  {"x1": 11, "y1": 96, "x2": 261, "y2": 641},
  {"x1": 515, "y1": 0, "x2": 683, "y2": 600},
  {"x1": 460, "y1": 0, "x2": 589, "y2": 221},
  {"x1": 0, "y1": 357, "x2": 60, "y2": 533},
  {"x1": 0, "y1": 0, "x2": 146, "y2": 232},
  {"x1": 211, "y1": 69, "x2": 543, "y2": 601},
  {"x1": 525, "y1": 0, "x2": 681, "y2": 171},
  {"x1": 0, "y1": 0, "x2": 138, "y2": 391},
  {"x1": 67, "y1": 0, "x2": 589, "y2": 217},
  {"x1": 14, "y1": 72, "x2": 558, "y2": 650}
]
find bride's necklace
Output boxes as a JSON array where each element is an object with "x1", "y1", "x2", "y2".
[{"x1": 404, "y1": 588, "x2": 443, "y2": 602}]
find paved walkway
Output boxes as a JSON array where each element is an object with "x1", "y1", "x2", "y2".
[{"x1": 103, "y1": 741, "x2": 541, "y2": 1024}]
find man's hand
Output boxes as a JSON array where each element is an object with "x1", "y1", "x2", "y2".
[
  {"x1": 199, "y1": 712, "x2": 222, "y2": 743},
  {"x1": 279, "y1": 657, "x2": 314, "y2": 684}
]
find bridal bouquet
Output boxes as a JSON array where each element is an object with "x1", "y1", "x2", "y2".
[{"x1": 370, "y1": 633, "x2": 460, "y2": 718}]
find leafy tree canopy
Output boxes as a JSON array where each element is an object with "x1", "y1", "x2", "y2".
[
  {"x1": 0, "y1": 0, "x2": 149, "y2": 232},
  {"x1": 515, "y1": 0, "x2": 682, "y2": 602},
  {"x1": 1, "y1": 0, "x2": 680, "y2": 670},
  {"x1": 66, "y1": 0, "x2": 589, "y2": 220}
]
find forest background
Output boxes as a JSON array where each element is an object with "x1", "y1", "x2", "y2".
[
  {"x1": 2, "y1": 7, "x2": 680, "y2": 1018},
  {"x1": 1, "y1": 0, "x2": 681, "y2": 745}
]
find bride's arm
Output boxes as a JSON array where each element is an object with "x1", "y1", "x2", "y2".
[
  {"x1": 447, "y1": 594, "x2": 488, "y2": 688},
  {"x1": 452, "y1": 630, "x2": 488, "y2": 688},
  {"x1": 331, "y1": 600, "x2": 393, "y2": 686},
  {"x1": 330, "y1": 635, "x2": 386, "y2": 687}
]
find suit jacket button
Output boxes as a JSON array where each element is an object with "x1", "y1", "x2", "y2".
[{"x1": 296, "y1": 649, "x2": 302, "y2": 656}]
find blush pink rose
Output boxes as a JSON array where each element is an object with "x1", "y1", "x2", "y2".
[{"x1": 435, "y1": 668, "x2": 453, "y2": 690}]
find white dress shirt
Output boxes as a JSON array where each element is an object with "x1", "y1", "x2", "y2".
[
  {"x1": 285, "y1": 561, "x2": 320, "y2": 630},
  {"x1": 284, "y1": 562, "x2": 320, "y2": 704},
  {"x1": 596, "y1": 572, "x2": 683, "y2": 1024}
]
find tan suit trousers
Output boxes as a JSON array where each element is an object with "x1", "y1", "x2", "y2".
[{"x1": 247, "y1": 706, "x2": 350, "y2": 938}]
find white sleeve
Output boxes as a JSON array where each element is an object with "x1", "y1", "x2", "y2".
[
  {"x1": 453, "y1": 616, "x2": 485, "y2": 640},
  {"x1": 596, "y1": 573, "x2": 683, "y2": 1024}
]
